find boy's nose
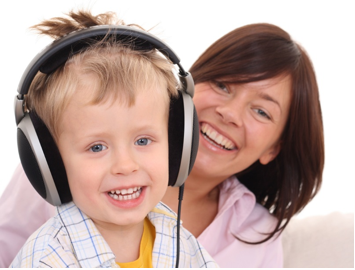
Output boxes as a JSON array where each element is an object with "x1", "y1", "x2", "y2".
[{"x1": 111, "y1": 150, "x2": 139, "y2": 175}]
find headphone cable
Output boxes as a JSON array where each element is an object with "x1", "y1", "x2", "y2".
[{"x1": 175, "y1": 184, "x2": 185, "y2": 268}]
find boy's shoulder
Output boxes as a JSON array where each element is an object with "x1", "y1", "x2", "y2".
[
  {"x1": 10, "y1": 202, "x2": 116, "y2": 268},
  {"x1": 10, "y1": 203, "x2": 78, "y2": 267},
  {"x1": 148, "y1": 202, "x2": 219, "y2": 268}
]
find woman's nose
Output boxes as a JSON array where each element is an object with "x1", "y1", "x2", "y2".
[
  {"x1": 215, "y1": 99, "x2": 243, "y2": 127},
  {"x1": 111, "y1": 149, "x2": 139, "y2": 176}
]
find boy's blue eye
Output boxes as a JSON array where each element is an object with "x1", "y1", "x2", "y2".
[
  {"x1": 90, "y1": 144, "x2": 107, "y2": 152},
  {"x1": 135, "y1": 138, "x2": 151, "y2": 146}
]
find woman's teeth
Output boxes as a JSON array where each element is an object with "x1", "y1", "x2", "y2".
[
  {"x1": 201, "y1": 123, "x2": 235, "y2": 150},
  {"x1": 108, "y1": 187, "x2": 142, "y2": 201}
]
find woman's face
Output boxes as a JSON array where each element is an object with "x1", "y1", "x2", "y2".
[{"x1": 192, "y1": 75, "x2": 292, "y2": 181}]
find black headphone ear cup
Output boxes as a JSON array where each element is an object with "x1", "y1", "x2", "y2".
[
  {"x1": 168, "y1": 91, "x2": 199, "y2": 186},
  {"x1": 17, "y1": 111, "x2": 71, "y2": 205},
  {"x1": 168, "y1": 91, "x2": 185, "y2": 186}
]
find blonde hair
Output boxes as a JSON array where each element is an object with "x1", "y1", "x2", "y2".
[{"x1": 25, "y1": 10, "x2": 178, "y2": 140}]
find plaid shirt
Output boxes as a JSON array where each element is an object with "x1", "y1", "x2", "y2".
[{"x1": 10, "y1": 201, "x2": 218, "y2": 268}]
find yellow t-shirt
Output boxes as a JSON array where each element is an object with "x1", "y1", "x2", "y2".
[{"x1": 116, "y1": 217, "x2": 156, "y2": 268}]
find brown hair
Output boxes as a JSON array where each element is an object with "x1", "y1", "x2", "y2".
[
  {"x1": 26, "y1": 10, "x2": 178, "y2": 140},
  {"x1": 190, "y1": 23, "x2": 324, "y2": 243}
]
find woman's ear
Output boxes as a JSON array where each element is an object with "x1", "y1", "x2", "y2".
[{"x1": 259, "y1": 142, "x2": 281, "y2": 165}]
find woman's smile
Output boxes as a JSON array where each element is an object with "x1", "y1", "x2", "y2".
[{"x1": 200, "y1": 123, "x2": 237, "y2": 151}]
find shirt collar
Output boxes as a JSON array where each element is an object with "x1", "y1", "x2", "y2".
[
  {"x1": 56, "y1": 201, "x2": 175, "y2": 268},
  {"x1": 147, "y1": 202, "x2": 178, "y2": 268},
  {"x1": 56, "y1": 202, "x2": 117, "y2": 268},
  {"x1": 218, "y1": 176, "x2": 256, "y2": 228}
]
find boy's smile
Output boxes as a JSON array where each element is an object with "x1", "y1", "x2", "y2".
[
  {"x1": 56, "y1": 74, "x2": 170, "y2": 229},
  {"x1": 105, "y1": 186, "x2": 145, "y2": 209},
  {"x1": 108, "y1": 186, "x2": 142, "y2": 201}
]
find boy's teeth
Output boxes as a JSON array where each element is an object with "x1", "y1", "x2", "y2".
[
  {"x1": 201, "y1": 123, "x2": 235, "y2": 150},
  {"x1": 112, "y1": 187, "x2": 141, "y2": 195},
  {"x1": 109, "y1": 187, "x2": 142, "y2": 201}
]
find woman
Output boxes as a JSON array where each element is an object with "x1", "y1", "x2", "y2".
[
  {"x1": 164, "y1": 22, "x2": 323, "y2": 267},
  {"x1": 0, "y1": 23, "x2": 323, "y2": 267}
]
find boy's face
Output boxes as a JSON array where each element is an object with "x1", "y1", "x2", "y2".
[{"x1": 57, "y1": 76, "x2": 169, "y2": 229}]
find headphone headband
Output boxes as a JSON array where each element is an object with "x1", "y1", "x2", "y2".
[
  {"x1": 15, "y1": 25, "x2": 194, "y2": 125},
  {"x1": 17, "y1": 25, "x2": 185, "y2": 96},
  {"x1": 18, "y1": 25, "x2": 188, "y2": 95}
]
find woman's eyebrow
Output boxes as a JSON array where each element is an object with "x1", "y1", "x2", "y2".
[{"x1": 258, "y1": 93, "x2": 281, "y2": 111}]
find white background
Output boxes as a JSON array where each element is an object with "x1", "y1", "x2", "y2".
[{"x1": 0, "y1": 0, "x2": 354, "y2": 219}]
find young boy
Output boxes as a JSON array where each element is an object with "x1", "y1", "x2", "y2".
[{"x1": 10, "y1": 10, "x2": 218, "y2": 268}]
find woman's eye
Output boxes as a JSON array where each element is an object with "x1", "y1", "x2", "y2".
[
  {"x1": 255, "y1": 109, "x2": 271, "y2": 119},
  {"x1": 90, "y1": 144, "x2": 107, "y2": 152},
  {"x1": 211, "y1": 81, "x2": 229, "y2": 93},
  {"x1": 135, "y1": 138, "x2": 151, "y2": 146},
  {"x1": 215, "y1": 81, "x2": 228, "y2": 93}
]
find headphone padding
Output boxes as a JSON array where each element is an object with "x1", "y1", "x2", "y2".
[
  {"x1": 168, "y1": 91, "x2": 185, "y2": 186},
  {"x1": 188, "y1": 106, "x2": 199, "y2": 174},
  {"x1": 17, "y1": 128, "x2": 47, "y2": 199},
  {"x1": 29, "y1": 112, "x2": 72, "y2": 204}
]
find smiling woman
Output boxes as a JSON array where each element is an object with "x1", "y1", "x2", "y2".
[{"x1": 163, "y1": 22, "x2": 324, "y2": 267}]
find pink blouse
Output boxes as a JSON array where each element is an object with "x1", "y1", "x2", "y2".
[
  {"x1": 0, "y1": 165, "x2": 282, "y2": 267},
  {"x1": 198, "y1": 176, "x2": 283, "y2": 267}
]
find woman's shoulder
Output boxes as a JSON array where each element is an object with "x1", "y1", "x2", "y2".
[
  {"x1": 197, "y1": 177, "x2": 283, "y2": 267},
  {"x1": 242, "y1": 202, "x2": 278, "y2": 234},
  {"x1": 219, "y1": 177, "x2": 278, "y2": 238}
]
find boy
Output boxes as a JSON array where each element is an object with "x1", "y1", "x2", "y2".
[{"x1": 10, "y1": 10, "x2": 218, "y2": 268}]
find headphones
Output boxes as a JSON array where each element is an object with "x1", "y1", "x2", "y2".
[{"x1": 14, "y1": 25, "x2": 199, "y2": 206}]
